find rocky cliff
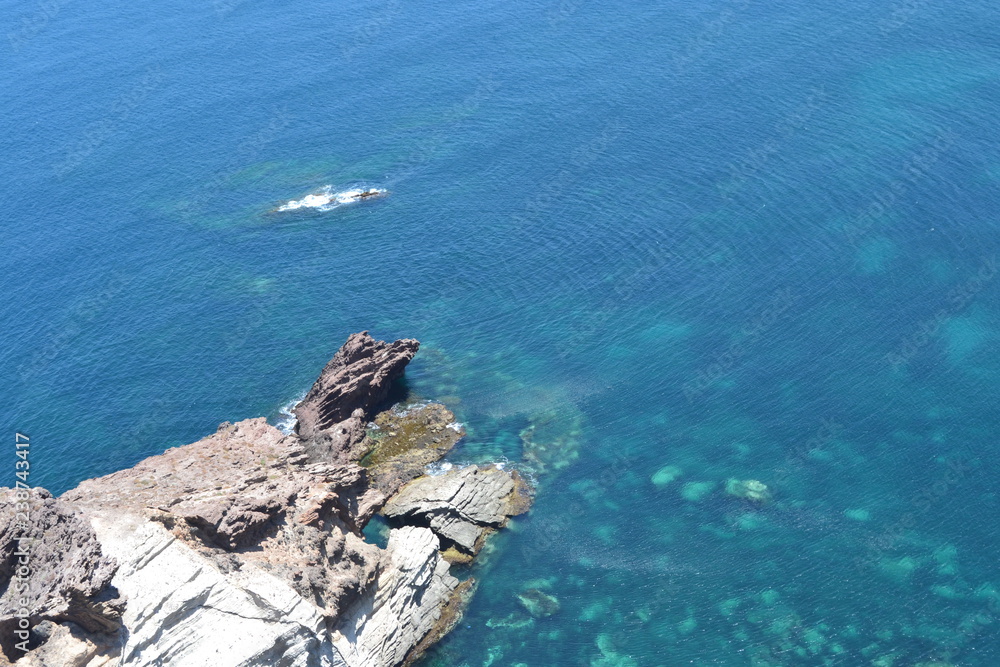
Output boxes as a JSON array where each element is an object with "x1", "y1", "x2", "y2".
[{"x1": 0, "y1": 332, "x2": 532, "y2": 667}]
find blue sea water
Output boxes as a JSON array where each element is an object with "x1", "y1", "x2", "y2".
[{"x1": 4, "y1": 0, "x2": 1000, "y2": 664}]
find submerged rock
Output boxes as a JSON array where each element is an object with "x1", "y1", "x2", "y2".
[
  {"x1": 725, "y1": 478, "x2": 772, "y2": 503},
  {"x1": 516, "y1": 588, "x2": 560, "y2": 618},
  {"x1": 592, "y1": 632, "x2": 637, "y2": 667},
  {"x1": 681, "y1": 480, "x2": 716, "y2": 502},
  {"x1": 519, "y1": 407, "x2": 584, "y2": 475},
  {"x1": 651, "y1": 465, "x2": 683, "y2": 487},
  {"x1": 485, "y1": 612, "x2": 534, "y2": 630}
]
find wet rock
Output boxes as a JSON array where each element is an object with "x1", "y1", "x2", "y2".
[
  {"x1": 440, "y1": 545, "x2": 475, "y2": 566},
  {"x1": 363, "y1": 404, "x2": 466, "y2": 497}
]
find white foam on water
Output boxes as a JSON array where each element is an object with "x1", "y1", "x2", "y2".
[
  {"x1": 276, "y1": 185, "x2": 387, "y2": 212},
  {"x1": 274, "y1": 395, "x2": 304, "y2": 434},
  {"x1": 426, "y1": 461, "x2": 455, "y2": 476}
]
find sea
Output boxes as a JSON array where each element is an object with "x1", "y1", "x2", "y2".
[{"x1": 4, "y1": 0, "x2": 1000, "y2": 664}]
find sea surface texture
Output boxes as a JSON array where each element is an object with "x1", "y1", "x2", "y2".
[{"x1": 4, "y1": 0, "x2": 1000, "y2": 664}]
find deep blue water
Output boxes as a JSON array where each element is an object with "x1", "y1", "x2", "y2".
[{"x1": 5, "y1": 0, "x2": 1000, "y2": 664}]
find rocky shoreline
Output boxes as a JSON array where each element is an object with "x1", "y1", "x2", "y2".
[{"x1": 0, "y1": 332, "x2": 532, "y2": 667}]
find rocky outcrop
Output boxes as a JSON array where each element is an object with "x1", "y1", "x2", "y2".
[
  {"x1": 334, "y1": 526, "x2": 473, "y2": 667},
  {"x1": 362, "y1": 404, "x2": 466, "y2": 497},
  {"x1": 62, "y1": 418, "x2": 384, "y2": 622},
  {"x1": 0, "y1": 490, "x2": 123, "y2": 661},
  {"x1": 382, "y1": 466, "x2": 532, "y2": 556},
  {"x1": 294, "y1": 332, "x2": 419, "y2": 441},
  {"x1": 0, "y1": 332, "x2": 532, "y2": 667}
]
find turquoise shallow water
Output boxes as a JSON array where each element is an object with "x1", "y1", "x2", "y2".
[{"x1": 4, "y1": 0, "x2": 1000, "y2": 664}]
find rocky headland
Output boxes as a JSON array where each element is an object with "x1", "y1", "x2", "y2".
[{"x1": 0, "y1": 332, "x2": 532, "y2": 667}]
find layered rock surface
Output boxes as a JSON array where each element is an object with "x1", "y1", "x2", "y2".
[
  {"x1": 294, "y1": 331, "x2": 419, "y2": 441},
  {"x1": 382, "y1": 466, "x2": 532, "y2": 556},
  {"x1": 0, "y1": 332, "x2": 531, "y2": 667}
]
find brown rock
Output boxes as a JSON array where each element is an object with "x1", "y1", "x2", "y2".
[
  {"x1": 294, "y1": 332, "x2": 419, "y2": 441},
  {"x1": 63, "y1": 417, "x2": 382, "y2": 620}
]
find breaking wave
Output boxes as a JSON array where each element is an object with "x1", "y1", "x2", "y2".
[
  {"x1": 274, "y1": 395, "x2": 303, "y2": 434},
  {"x1": 276, "y1": 185, "x2": 387, "y2": 212}
]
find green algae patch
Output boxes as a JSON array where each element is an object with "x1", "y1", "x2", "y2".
[
  {"x1": 362, "y1": 403, "x2": 463, "y2": 468},
  {"x1": 361, "y1": 403, "x2": 465, "y2": 494},
  {"x1": 441, "y1": 545, "x2": 474, "y2": 566}
]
